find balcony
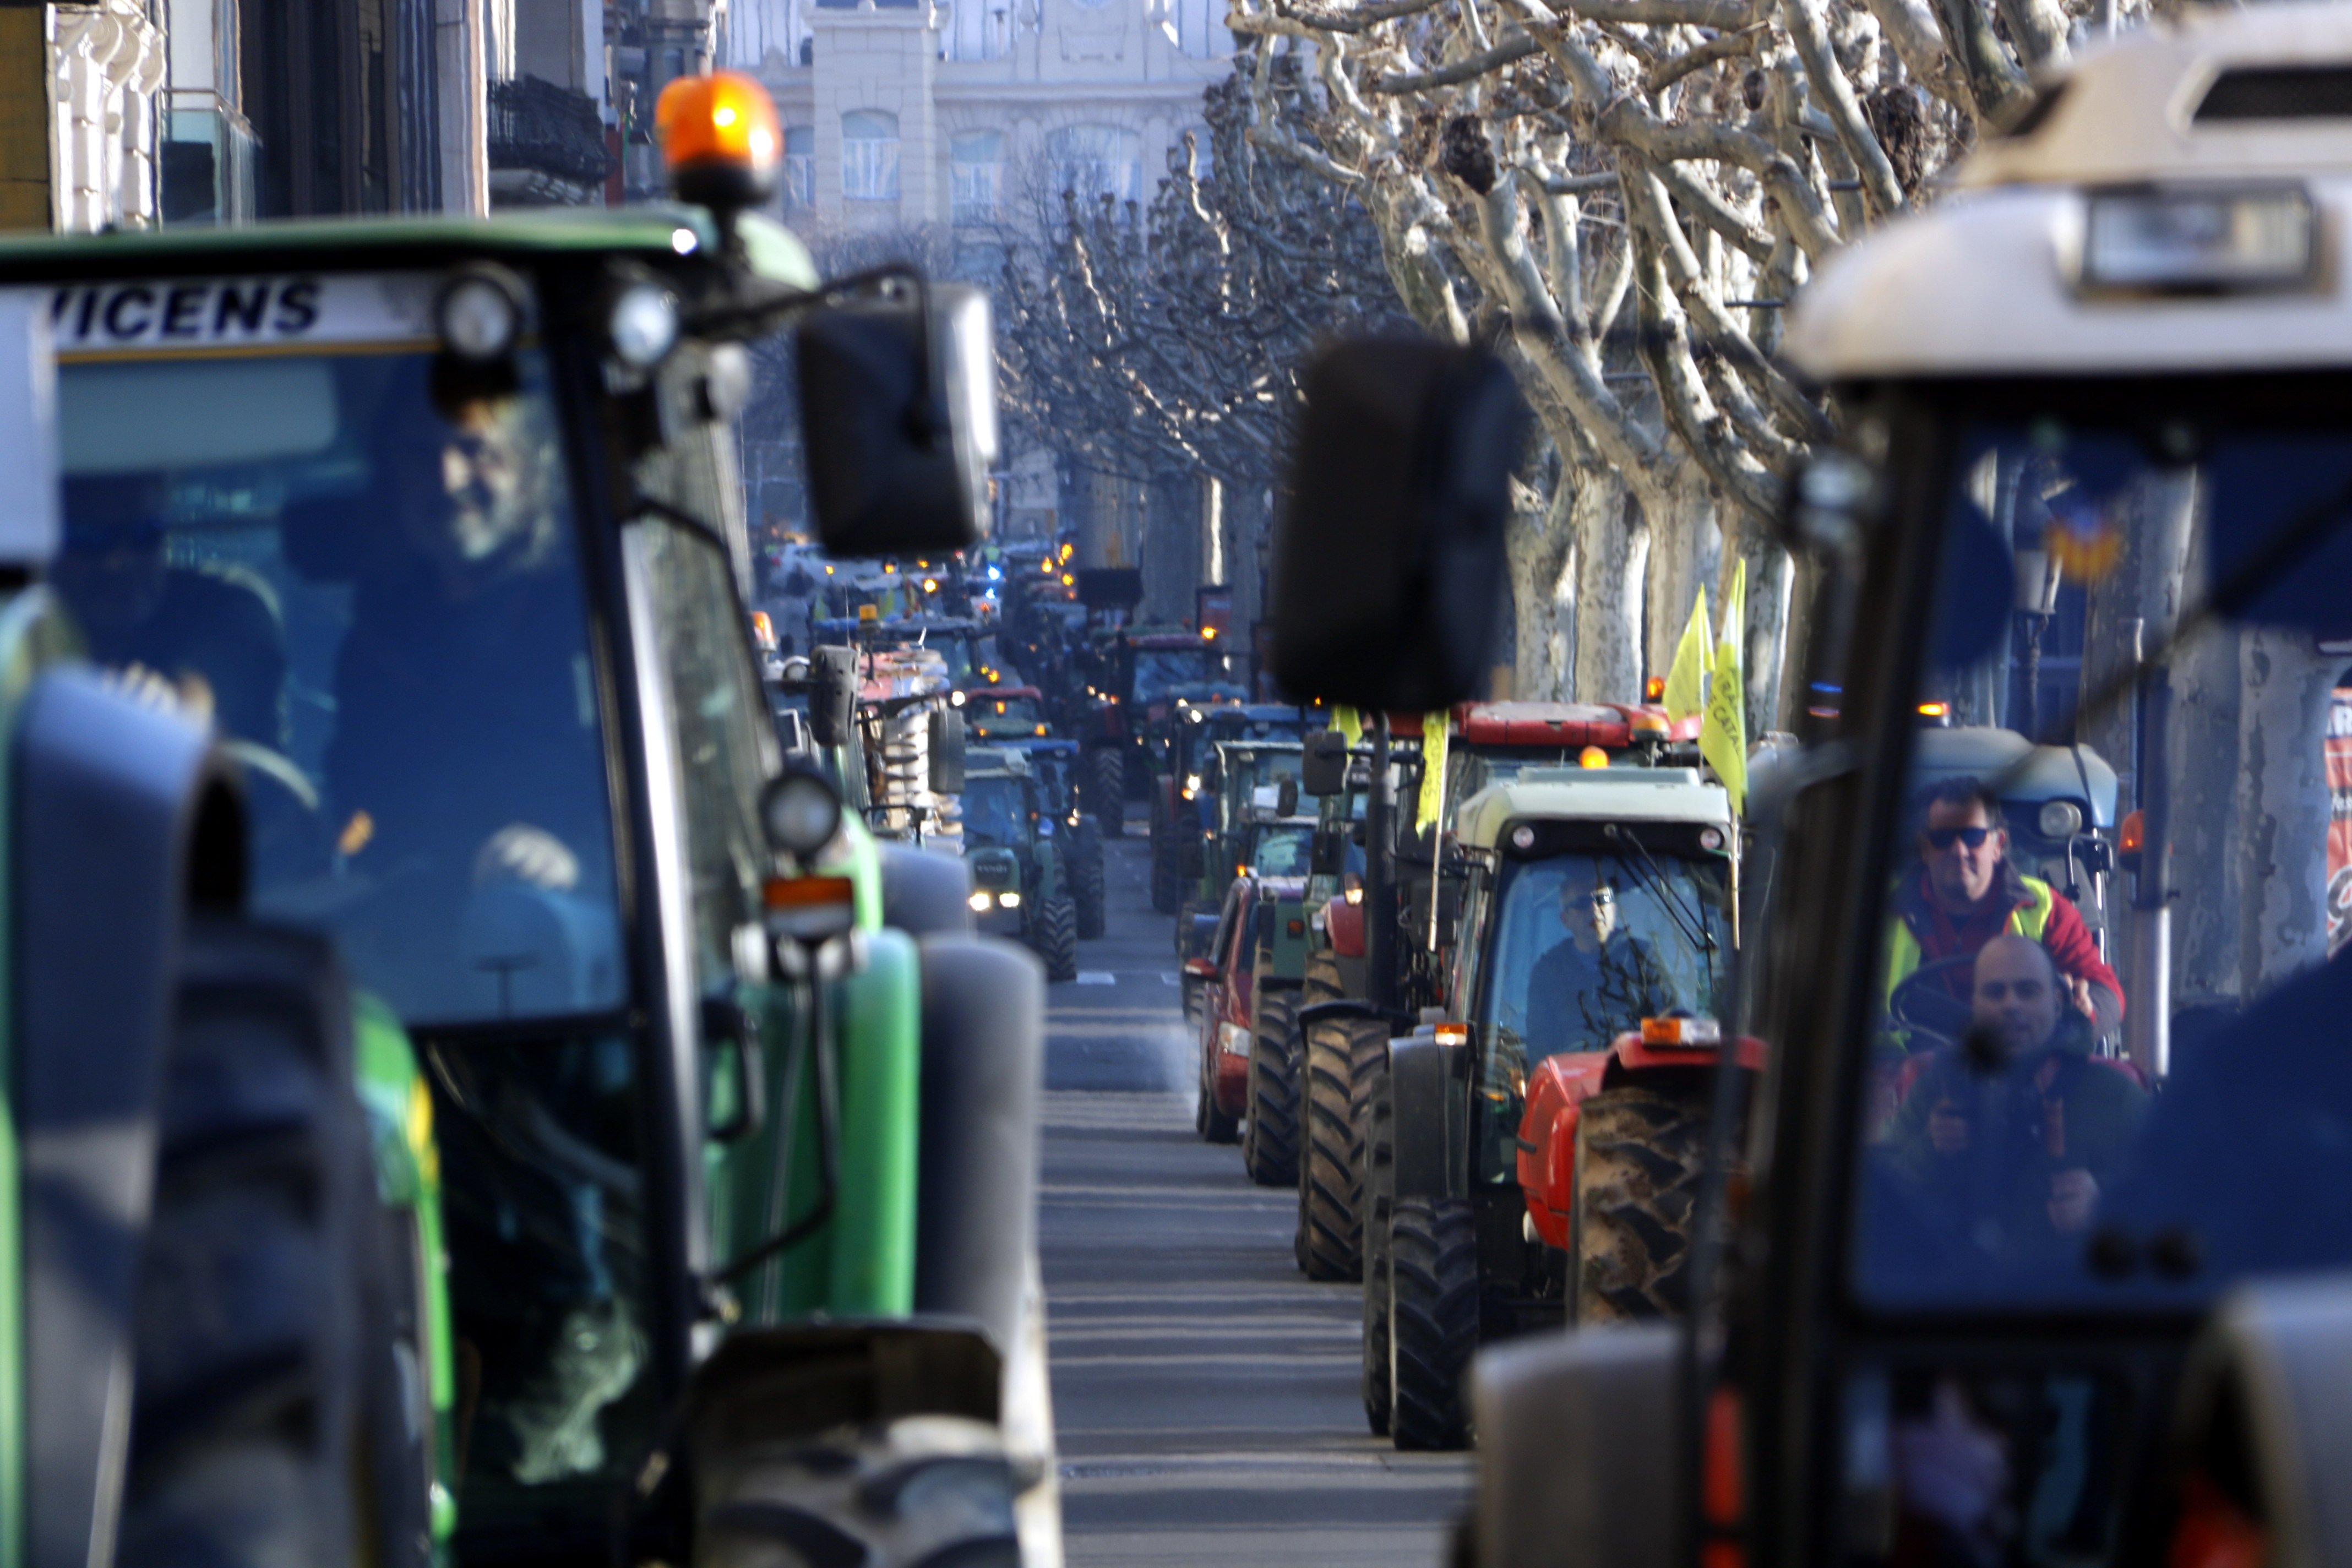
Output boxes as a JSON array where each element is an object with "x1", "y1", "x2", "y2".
[{"x1": 488, "y1": 76, "x2": 611, "y2": 207}]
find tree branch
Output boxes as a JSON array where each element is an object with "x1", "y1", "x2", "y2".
[
  {"x1": 1781, "y1": 0, "x2": 1905, "y2": 220},
  {"x1": 1376, "y1": 32, "x2": 1542, "y2": 91}
]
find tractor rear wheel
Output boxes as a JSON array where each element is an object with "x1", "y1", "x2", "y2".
[
  {"x1": 1090, "y1": 750, "x2": 1126, "y2": 837},
  {"x1": 1035, "y1": 896, "x2": 1079, "y2": 984},
  {"x1": 1072, "y1": 843, "x2": 1107, "y2": 940},
  {"x1": 118, "y1": 919, "x2": 428, "y2": 1568},
  {"x1": 1574, "y1": 1084, "x2": 1710, "y2": 1325},
  {"x1": 1241, "y1": 986, "x2": 1300, "y2": 1188},
  {"x1": 1359, "y1": 1047, "x2": 1393, "y2": 1436},
  {"x1": 1150, "y1": 824, "x2": 1183, "y2": 914},
  {"x1": 1387, "y1": 1195, "x2": 1477, "y2": 1452},
  {"x1": 1298, "y1": 1015, "x2": 1379, "y2": 1281}
]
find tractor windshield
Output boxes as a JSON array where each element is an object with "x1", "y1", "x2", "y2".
[
  {"x1": 1849, "y1": 386, "x2": 2352, "y2": 1311},
  {"x1": 1248, "y1": 823, "x2": 1314, "y2": 877},
  {"x1": 53, "y1": 345, "x2": 622, "y2": 1030},
  {"x1": 1476, "y1": 848, "x2": 1731, "y2": 1184},
  {"x1": 1134, "y1": 648, "x2": 1211, "y2": 705},
  {"x1": 962, "y1": 775, "x2": 1027, "y2": 846}
]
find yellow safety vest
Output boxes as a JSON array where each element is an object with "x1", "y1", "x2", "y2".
[{"x1": 1883, "y1": 874, "x2": 2056, "y2": 1016}]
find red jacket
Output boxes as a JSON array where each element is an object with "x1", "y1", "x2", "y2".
[{"x1": 1895, "y1": 864, "x2": 2124, "y2": 1030}]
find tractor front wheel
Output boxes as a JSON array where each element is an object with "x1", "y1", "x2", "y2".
[
  {"x1": 1387, "y1": 1195, "x2": 1477, "y2": 1452},
  {"x1": 1297, "y1": 1016, "x2": 1380, "y2": 1281},
  {"x1": 1574, "y1": 1084, "x2": 1710, "y2": 1325},
  {"x1": 1241, "y1": 986, "x2": 1300, "y2": 1188},
  {"x1": 1073, "y1": 842, "x2": 1107, "y2": 940},
  {"x1": 1090, "y1": 750, "x2": 1126, "y2": 838},
  {"x1": 1034, "y1": 895, "x2": 1079, "y2": 984},
  {"x1": 1359, "y1": 1048, "x2": 1393, "y2": 1436}
]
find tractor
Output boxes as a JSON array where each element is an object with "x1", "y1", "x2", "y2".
[
  {"x1": 8, "y1": 69, "x2": 1059, "y2": 1568},
  {"x1": 1072, "y1": 627, "x2": 1238, "y2": 834},
  {"x1": 1366, "y1": 768, "x2": 1737, "y2": 1450},
  {"x1": 960, "y1": 747, "x2": 1082, "y2": 983},
  {"x1": 1005, "y1": 736, "x2": 1108, "y2": 940}
]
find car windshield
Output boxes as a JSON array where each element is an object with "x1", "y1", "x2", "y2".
[
  {"x1": 1134, "y1": 648, "x2": 1210, "y2": 704},
  {"x1": 962, "y1": 775, "x2": 1026, "y2": 845},
  {"x1": 1852, "y1": 401, "x2": 2352, "y2": 1310},
  {"x1": 1477, "y1": 848, "x2": 1731, "y2": 1184},
  {"x1": 1249, "y1": 824, "x2": 1314, "y2": 876},
  {"x1": 53, "y1": 346, "x2": 621, "y2": 1029}
]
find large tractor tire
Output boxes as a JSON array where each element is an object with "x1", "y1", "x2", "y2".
[
  {"x1": 1302, "y1": 948, "x2": 1345, "y2": 1010},
  {"x1": 119, "y1": 919, "x2": 428, "y2": 1568},
  {"x1": 696, "y1": 1413, "x2": 1022, "y2": 1568},
  {"x1": 1072, "y1": 836, "x2": 1107, "y2": 940},
  {"x1": 1387, "y1": 1196, "x2": 1477, "y2": 1452},
  {"x1": 1150, "y1": 824, "x2": 1183, "y2": 915},
  {"x1": 1241, "y1": 984, "x2": 1300, "y2": 1188},
  {"x1": 1575, "y1": 1084, "x2": 1710, "y2": 1325},
  {"x1": 1033, "y1": 895, "x2": 1080, "y2": 983},
  {"x1": 1297, "y1": 1015, "x2": 1380, "y2": 1281},
  {"x1": 1359, "y1": 1049, "x2": 1394, "y2": 1436},
  {"x1": 1090, "y1": 750, "x2": 1126, "y2": 838}
]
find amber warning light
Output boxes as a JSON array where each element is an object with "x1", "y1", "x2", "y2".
[{"x1": 657, "y1": 71, "x2": 781, "y2": 212}]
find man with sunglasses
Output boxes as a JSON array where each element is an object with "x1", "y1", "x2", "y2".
[
  {"x1": 1525, "y1": 859, "x2": 1677, "y2": 1059},
  {"x1": 1885, "y1": 778, "x2": 2121, "y2": 1040}
]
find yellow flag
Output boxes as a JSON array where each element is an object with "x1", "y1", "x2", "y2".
[
  {"x1": 1417, "y1": 711, "x2": 1450, "y2": 834},
  {"x1": 1700, "y1": 561, "x2": 1748, "y2": 812},
  {"x1": 1333, "y1": 705, "x2": 1363, "y2": 749},
  {"x1": 1662, "y1": 586, "x2": 1709, "y2": 722}
]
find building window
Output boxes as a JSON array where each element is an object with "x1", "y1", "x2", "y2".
[
  {"x1": 950, "y1": 131, "x2": 1004, "y2": 225},
  {"x1": 783, "y1": 125, "x2": 815, "y2": 209},
  {"x1": 942, "y1": 0, "x2": 1009, "y2": 61},
  {"x1": 842, "y1": 110, "x2": 901, "y2": 202},
  {"x1": 1046, "y1": 123, "x2": 1141, "y2": 205}
]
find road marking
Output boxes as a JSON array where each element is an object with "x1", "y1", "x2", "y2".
[{"x1": 1075, "y1": 971, "x2": 1117, "y2": 985}]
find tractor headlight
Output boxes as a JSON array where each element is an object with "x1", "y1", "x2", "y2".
[
  {"x1": 968, "y1": 891, "x2": 993, "y2": 912},
  {"x1": 761, "y1": 767, "x2": 842, "y2": 858},
  {"x1": 2038, "y1": 799, "x2": 2084, "y2": 839},
  {"x1": 2081, "y1": 185, "x2": 2315, "y2": 293},
  {"x1": 607, "y1": 279, "x2": 680, "y2": 369},
  {"x1": 999, "y1": 891, "x2": 1021, "y2": 909},
  {"x1": 437, "y1": 265, "x2": 524, "y2": 362}
]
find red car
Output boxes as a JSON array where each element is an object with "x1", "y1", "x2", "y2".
[{"x1": 1186, "y1": 876, "x2": 1300, "y2": 1144}]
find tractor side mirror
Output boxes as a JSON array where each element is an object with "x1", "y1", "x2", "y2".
[
  {"x1": 1269, "y1": 337, "x2": 1527, "y2": 711},
  {"x1": 928, "y1": 705, "x2": 965, "y2": 794},
  {"x1": 1182, "y1": 956, "x2": 1219, "y2": 981},
  {"x1": 1276, "y1": 777, "x2": 1299, "y2": 818},
  {"x1": 809, "y1": 646, "x2": 858, "y2": 748},
  {"x1": 796, "y1": 282, "x2": 998, "y2": 557},
  {"x1": 1302, "y1": 731, "x2": 1348, "y2": 797}
]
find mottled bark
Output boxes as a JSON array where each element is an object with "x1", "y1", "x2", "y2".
[
  {"x1": 1574, "y1": 470, "x2": 1647, "y2": 704},
  {"x1": 1509, "y1": 481, "x2": 1580, "y2": 700}
]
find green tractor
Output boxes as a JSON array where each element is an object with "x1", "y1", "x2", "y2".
[
  {"x1": 10, "y1": 69, "x2": 1058, "y2": 1568},
  {"x1": 960, "y1": 748, "x2": 1082, "y2": 983}
]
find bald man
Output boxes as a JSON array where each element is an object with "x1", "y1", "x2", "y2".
[{"x1": 1885, "y1": 934, "x2": 2149, "y2": 1251}]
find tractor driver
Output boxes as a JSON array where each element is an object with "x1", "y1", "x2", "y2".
[
  {"x1": 1524, "y1": 860, "x2": 1676, "y2": 1059},
  {"x1": 1885, "y1": 777, "x2": 2122, "y2": 1040},
  {"x1": 1882, "y1": 934, "x2": 2149, "y2": 1256},
  {"x1": 323, "y1": 360, "x2": 608, "y2": 910}
]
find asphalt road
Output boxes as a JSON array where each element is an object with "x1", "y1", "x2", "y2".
[{"x1": 1040, "y1": 828, "x2": 1471, "y2": 1567}]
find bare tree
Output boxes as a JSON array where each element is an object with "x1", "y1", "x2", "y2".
[{"x1": 1220, "y1": 0, "x2": 2099, "y2": 711}]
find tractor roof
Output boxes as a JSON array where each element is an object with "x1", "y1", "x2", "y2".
[
  {"x1": 964, "y1": 746, "x2": 1032, "y2": 777},
  {"x1": 1452, "y1": 701, "x2": 1690, "y2": 748},
  {"x1": 1455, "y1": 769, "x2": 1733, "y2": 850},
  {"x1": 0, "y1": 205, "x2": 820, "y2": 290},
  {"x1": 1789, "y1": 2, "x2": 2352, "y2": 380}
]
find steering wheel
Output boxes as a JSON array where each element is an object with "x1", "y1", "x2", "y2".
[{"x1": 1886, "y1": 954, "x2": 1979, "y2": 1046}]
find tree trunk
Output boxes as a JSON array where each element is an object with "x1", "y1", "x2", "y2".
[
  {"x1": 1645, "y1": 474, "x2": 1716, "y2": 695},
  {"x1": 1226, "y1": 478, "x2": 1271, "y2": 662},
  {"x1": 1508, "y1": 478, "x2": 1576, "y2": 701},
  {"x1": 2168, "y1": 619, "x2": 2244, "y2": 1011},
  {"x1": 1143, "y1": 469, "x2": 1203, "y2": 626},
  {"x1": 1572, "y1": 468, "x2": 1646, "y2": 705},
  {"x1": 2234, "y1": 629, "x2": 2335, "y2": 994}
]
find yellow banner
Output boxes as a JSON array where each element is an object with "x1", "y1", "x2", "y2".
[
  {"x1": 1333, "y1": 705, "x2": 1363, "y2": 749},
  {"x1": 1663, "y1": 586, "x2": 1708, "y2": 722},
  {"x1": 1417, "y1": 711, "x2": 1450, "y2": 835},
  {"x1": 1699, "y1": 562, "x2": 1748, "y2": 812}
]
